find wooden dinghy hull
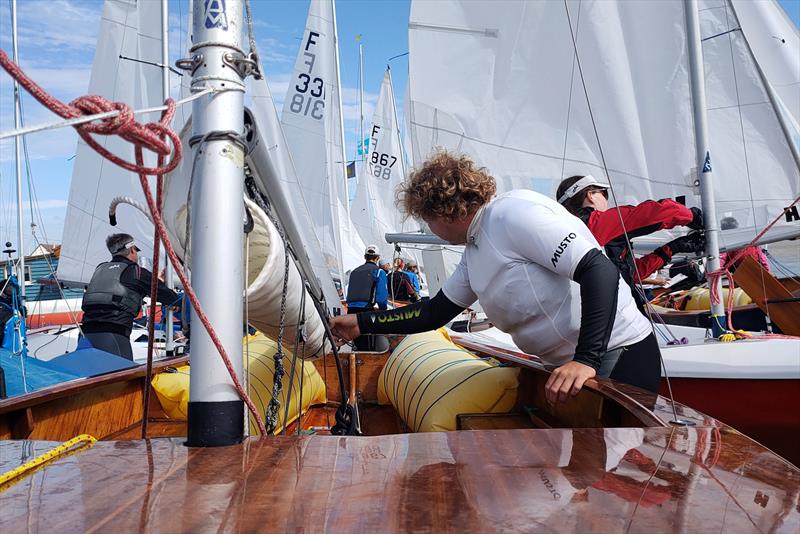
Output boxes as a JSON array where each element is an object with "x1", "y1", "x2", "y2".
[{"x1": 1, "y1": 427, "x2": 798, "y2": 532}]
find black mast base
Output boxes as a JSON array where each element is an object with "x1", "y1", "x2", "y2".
[{"x1": 186, "y1": 400, "x2": 245, "y2": 447}]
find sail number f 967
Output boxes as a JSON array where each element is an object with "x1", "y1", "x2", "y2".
[{"x1": 289, "y1": 31, "x2": 325, "y2": 120}]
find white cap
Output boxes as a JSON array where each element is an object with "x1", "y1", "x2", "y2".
[
  {"x1": 365, "y1": 244, "x2": 380, "y2": 255},
  {"x1": 557, "y1": 175, "x2": 610, "y2": 204}
]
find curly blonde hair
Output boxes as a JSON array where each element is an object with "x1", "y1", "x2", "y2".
[{"x1": 398, "y1": 150, "x2": 496, "y2": 221}]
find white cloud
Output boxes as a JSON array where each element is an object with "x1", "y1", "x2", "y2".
[
  {"x1": 0, "y1": 199, "x2": 68, "y2": 211},
  {"x1": 15, "y1": 65, "x2": 92, "y2": 99},
  {"x1": 0, "y1": 0, "x2": 102, "y2": 53}
]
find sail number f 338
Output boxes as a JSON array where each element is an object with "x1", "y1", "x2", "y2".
[{"x1": 289, "y1": 31, "x2": 325, "y2": 120}]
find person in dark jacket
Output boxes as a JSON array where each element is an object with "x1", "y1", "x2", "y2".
[
  {"x1": 387, "y1": 257, "x2": 419, "y2": 303},
  {"x1": 404, "y1": 260, "x2": 422, "y2": 294},
  {"x1": 556, "y1": 175, "x2": 705, "y2": 309},
  {"x1": 345, "y1": 244, "x2": 389, "y2": 351},
  {"x1": 81, "y1": 233, "x2": 179, "y2": 360}
]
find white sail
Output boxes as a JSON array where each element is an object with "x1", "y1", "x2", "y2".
[
  {"x1": 732, "y1": 0, "x2": 800, "y2": 130},
  {"x1": 248, "y1": 75, "x2": 342, "y2": 309},
  {"x1": 160, "y1": 107, "x2": 336, "y2": 357},
  {"x1": 700, "y1": 0, "x2": 800, "y2": 249},
  {"x1": 351, "y1": 68, "x2": 419, "y2": 259},
  {"x1": 407, "y1": 0, "x2": 799, "y2": 251},
  {"x1": 57, "y1": 0, "x2": 166, "y2": 285},
  {"x1": 281, "y1": 0, "x2": 364, "y2": 289}
]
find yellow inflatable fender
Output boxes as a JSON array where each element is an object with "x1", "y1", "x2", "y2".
[
  {"x1": 151, "y1": 332, "x2": 327, "y2": 435},
  {"x1": 683, "y1": 286, "x2": 752, "y2": 311},
  {"x1": 378, "y1": 329, "x2": 519, "y2": 432},
  {"x1": 151, "y1": 365, "x2": 191, "y2": 419}
]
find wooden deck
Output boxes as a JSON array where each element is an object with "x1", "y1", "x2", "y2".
[
  {"x1": 1, "y1": 426, "x2": 798, "y2": 532},
  {"x1": 1, "y1": 336, "x2": 798, "y2": 532}
]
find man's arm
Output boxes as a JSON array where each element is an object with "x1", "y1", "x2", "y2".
[
  {"x1": 356, "y1": 290, "x2": 465, "y2": 335},
  {"x1": 123, "y1": 265, "x2": 180, "y2": 304},
  {"x1": 570, "y1": 249, "x2": 619, "y2": 370},
  {"x1": 544, "y1": 248, "x2": 621, "y2": 405}
]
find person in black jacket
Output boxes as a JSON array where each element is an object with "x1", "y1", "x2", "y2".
[
  {"x1": 556, "y1": 175, "x2": 705, "y2": 309},
  {"x1": 81, "y1": 233, "x2": 179, "y2": 360},
  {"x1": 387, "y1": 257, "x2": 419, "y2": 303},
  {"x1": 345, "y1": 244, "x2": 389, "y2": 351}
]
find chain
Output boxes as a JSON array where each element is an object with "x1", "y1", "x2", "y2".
[{"x1": 245, "y1": 177, "x2": 290, "y2": 434}]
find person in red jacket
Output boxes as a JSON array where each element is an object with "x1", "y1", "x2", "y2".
[{"x1": 556, "y1": 175, "x2": 705, "y2": 308}]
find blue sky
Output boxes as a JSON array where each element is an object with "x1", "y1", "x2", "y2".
[{"x1": 0, "y1": 0, "x2": 798, "y2": 253}]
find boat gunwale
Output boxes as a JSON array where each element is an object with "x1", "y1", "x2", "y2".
[{"x1": 0, "y1": 355, "x2": 189, "y2": 414}]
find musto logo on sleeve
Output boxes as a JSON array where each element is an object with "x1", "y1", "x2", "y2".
[
  {"x1": 377, "y1": 308, "x2": 422, "y2": 323},
  {"x1": 551, "y1": 233, "x2": 577, "y2": 268}
]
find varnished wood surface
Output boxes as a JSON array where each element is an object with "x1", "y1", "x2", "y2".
[
  {"x1": 451, "y1": 332, "x2": 683, "y2": 428},
  {"x1": 105, "y1": 419, "x2": 188, "y2": 440},
  {"x1": 1, "y1": 427, "x2": 798, "y2": 533},
  {"x1": 0, "y1": 380, "x2": 143, "y2": 440},
  {"x1": 733, "y1": 255, "x2": 800, "y2": 335},
  {"x1": 313, "y1": 351, "x2": 390, "y2": 404},
  {"x1": 0, "y1": 356, "x2": 189, "y2": 414},
  {"x1": 0, "y1": 357, "x2": 189, "y2": 441}
]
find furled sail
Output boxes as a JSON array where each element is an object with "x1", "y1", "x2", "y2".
[
  {"x1": 161, "y1": 1, "x2": 339, "y2": 355},
  {"x1": 351, "y1": 67, "x2": 419, "y2": 259},
  {"x1": 281, "y1": 0, "x2": 364, "y2": 290},
  {"x1": 57, "y1": 0, "x2": 166, "y2": 285},
  {"x1": 407, "y1": 0, "x2": 799, "y2": 251},
  {"x1": 248, "y1": 75, "x2": 342, "y2": 310},
  {"x1": 161, "y1": 115, "x2": 332, "y2": 358}
]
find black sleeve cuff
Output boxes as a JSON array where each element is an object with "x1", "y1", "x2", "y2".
[
  {"x1": 655, "y1": 245, "x2": 672, "y2": 263},
  {"x1": 572, "y1": 353, "x2": 602, "y2": 371}
]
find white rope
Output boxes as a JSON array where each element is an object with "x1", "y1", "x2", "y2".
[{"x1": 0, "y1": 87, "x2": 216, "y2": 141}]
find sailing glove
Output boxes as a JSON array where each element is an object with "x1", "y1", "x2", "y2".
[
  {"x1": 665, "y1": 232, "x2": 705, "y2": 255},
  {"x1": 688, "y1": 207, "x2": 704, "y2": 231}
]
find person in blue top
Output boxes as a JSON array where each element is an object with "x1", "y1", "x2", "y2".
[
  {"x1": 405, "y1": 260, "x2": 422, "y2": 293},
  {"x1": 345, "y1": 244, "x2": 389, "y2": 351}
]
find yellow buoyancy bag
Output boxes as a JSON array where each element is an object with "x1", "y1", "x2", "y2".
[
  {"x1": 151, "y1": 332, "x2": 327, "y2": 434},
  {"x1": 682, "y1": 286, "x2": 752, "y2": 311},
  {"x1": 378, "y1": 329, "x2": 519, "y2": 432}
]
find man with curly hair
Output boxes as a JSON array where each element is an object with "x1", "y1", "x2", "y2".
[{"x1": 330, "y1": 150, "x2": 661, "y2": 400}]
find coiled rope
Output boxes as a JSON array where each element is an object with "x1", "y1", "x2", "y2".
[
  {"x1": 0, "y1": 434, "x2": 96, "y2": 489},
  {"x1": 0, "y1": 50, "x2": 268, "y2": 438},
  {"x1": 705, "y1": 194, "x2": 800, "y2": 341}
]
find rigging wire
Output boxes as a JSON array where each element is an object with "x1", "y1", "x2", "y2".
[
  {"x1": 721, "y1": 0, "x2": 773, "y2": 323},
  {"x1": 561, "y1": 0, "x2": 687, "y2": 425},
  {"x1": 244, "y1": 230, "x2": 251, "y2": 436},
  {"x1": 0, "y1": 87, "x2": 216, "y2": 141}
]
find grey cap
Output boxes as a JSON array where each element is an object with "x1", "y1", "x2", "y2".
[{"x1": 107, "y1": 233, "x2": 141, "y2": 255}]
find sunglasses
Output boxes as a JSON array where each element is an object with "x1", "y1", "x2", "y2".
[{"x1": 588, "y1": 188, "x2": 609, "y2": 200}]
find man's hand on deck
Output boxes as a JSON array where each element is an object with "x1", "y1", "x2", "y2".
[{"x1": 545, "y1": 361, "x2": 596, "y2": 405}]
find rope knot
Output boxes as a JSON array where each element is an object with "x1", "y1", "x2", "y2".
[{"x1": 69, "y1": 95, "x2": 133, "y2": 135}]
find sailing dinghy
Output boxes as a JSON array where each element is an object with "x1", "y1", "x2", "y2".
[{"x1": 0, "y1": 1, "x2": 798, "y2": 531}]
